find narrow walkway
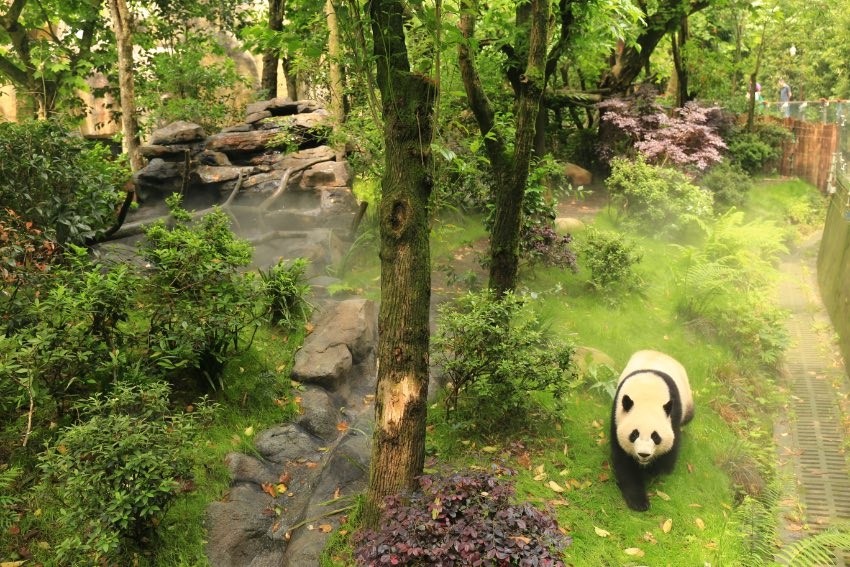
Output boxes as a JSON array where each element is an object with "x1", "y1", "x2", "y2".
[{"x1": 776, "y1": 231, "x2": 850, "y2": 561}]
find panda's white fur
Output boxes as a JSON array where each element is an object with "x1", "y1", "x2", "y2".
[{"x1": 610, "y1": 350, "x2": 694, "y2": 511}]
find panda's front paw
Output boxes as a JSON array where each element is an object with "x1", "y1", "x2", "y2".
[{"x1": 626, "y1": 496, "x2": 650, "y2": 512}]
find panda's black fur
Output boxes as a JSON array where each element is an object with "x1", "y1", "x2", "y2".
[{"x1": 610, "y1": 351, "x2": 694, "y2": 511}]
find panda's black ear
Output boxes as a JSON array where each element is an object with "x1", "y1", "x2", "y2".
[
  {"x1": 663, "y1": 400, "x2": 672, "y2": 416},
  {"x1": 622, "y1": 395, "x2": 634, "y2": 412}
]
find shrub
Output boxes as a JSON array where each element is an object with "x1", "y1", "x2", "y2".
[
  {"x1": 354, "y1": 471, "x2": 571, "y2": 566},
  {"x1": 698, "y1": 161, "x2": 754, "y2": 213},
  {"x1": 578, "y1": 228, "x2": 643, "y2": 293},
  {"x1": 140, "y1": 195, "x2": 265, "y2": 389},
  {"x1": 259, "y1": 257, "x2": 313, "y2": 328},
  {"x1": 0, "y1": 121, "x2": 128, "y2": 244},
  {"x1": 597, "y1": 88, "x2": 726, "y2": 171},
  {"x1": 607, "y1": 157, "x2": 714, "y2": 237},
  {"x1": 0, "y1": 466, "x2": 21, "y2": 533},
  {"x1": 38, "y1": 381, "x2": 213, "y2": 564},
  {"x1": 431, "y1": 289, "x2": 575, "y2": 432},
  {"x1": 521, "y1": 225, "x2": 579, "y2": 271},
  {"x1": 726, "y1": 121, "x2": 791, "y2": 174}
]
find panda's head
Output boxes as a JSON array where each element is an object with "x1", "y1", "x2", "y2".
[{"x1": 615, "y1": 374, "x2": 676, "y2": 466}]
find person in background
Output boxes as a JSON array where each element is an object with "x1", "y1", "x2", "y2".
[{"x1": 779, "y1": 79, "x2": 792, "y2": 118}]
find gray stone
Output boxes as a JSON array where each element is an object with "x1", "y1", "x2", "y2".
[
  {"x1": 296, "y1": 387, "x2": 342, "y2": 441},
  {"x1": 198, "y1": 150, "x2": 233, "y2": 166},
  {"x1": 135, "y1": 158, "x2": 183, "y2": 181},
  {"x1": 246, "y1": 110, "x2": 273, "y2": 124},
  {"x1": 139, "y1": 143, "x2": 198, "y2": 159},
  {"x1": 196, "y1": 165, "x2": 253, "y2": 184},
  {"x1": 205, "y1": 484, "x2": 283, "y2": 567},
  {"x1": 151, "y1": 120, "x2": 206, "y2": 145},
  {"x1": 291, "y1": 342, "x2": 352, "y2": 390},
  {"x1": 224, "y1": 452, "x2": 280, "y2": 486},
  {"x1": 207, "y1": 130, "x2": 281, "y2": 154},
  {"x1": 254, "y1": 424, "x2": 321, "y2": 464},
  {"x1": 221, "y1": 123, "x2": 253, "y2": 133},
  {"x1": 300, "y1": 160, "x2": 352, "y2": 188}
]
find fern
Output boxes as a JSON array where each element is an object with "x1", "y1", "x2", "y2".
[
  {"x1": 721, "y1": 487, "x2": 781, "y2": 565},
  {"x1": 0, "y1": 465, "x2": 21, "y2": 531},
  {"x1": 776, "y1": 526, "x2": 850, "y2": 565}
]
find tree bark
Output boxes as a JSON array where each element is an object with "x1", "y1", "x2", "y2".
[
  {"x1": 364, "y1": 0, "x2": 435, "y2": 529},
  {"x1": 108, "y1": 0, "x2": 143, "y2": 172},
  {"x1": 325, "y1": 0, "x2": 346, "y2": 124},
  {"x1": 458, "y1": 0, "x2": 548, "y2": 297},
  {"x1": 282, "y1": 57, "x2": 298, "y2": 100},
  {"x1": 671, "y1": 16, "x2": 689, "y2": 108},
  {"x1": 598, "y1": 0, "x2": 710, "y2": 96},
  {"x1": 261, "y1": 0, "x2": 284, "y2": 97}
]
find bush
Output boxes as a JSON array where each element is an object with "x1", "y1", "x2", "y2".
[
  {"x1": 140, "y1": 195, "x2": 265, "y2": 389},
  {"x1": 725, "y1": 121, "x2": 791, "y2": 174},
  {"x1": 578, "y1": 228, "x2": 643, "y2": 293},
  {"x1": 431, "y1": 290, "x2": 575, "y2": 432},
  {"x1": 38, "y1": 381, "x2": 212, "y2": 564},
  {"x1": 0, "y1": 121, "x2": 128, "y2": 244},
  {"x1": 698, "y1": 161, "x2": 754, "y2": 213},
  {"x1": 607, "y1": 157, "x2": 714, "y2": 237},
  {"x1": 354, "y1": 471, "x2": 571, "y2": 566},
  {"x1": 259, "y1": 257, "x2": 313, "y2": 328},
  {"x1": 521, "y1": 225, "x2": 579, "y2": 271}
]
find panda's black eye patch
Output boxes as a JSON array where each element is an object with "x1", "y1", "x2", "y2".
[
  {"x1": 651, "y1": 431, "x2": 662, "y2": 445},
  {"x1": 629, "y1": 429, "x2": 639, "y2": 443}
]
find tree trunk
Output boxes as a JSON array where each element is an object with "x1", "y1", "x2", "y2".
[
  {"x1": 364, "y1": 0, "x2": 435, "y2": 529},
  {"x1": 261, "y1": 0, "x2": 283, "y2": 97},
  {"x1": 458, "y1": 0, "x2": 548, "y2": 297},
  {"x1": 325, "y1": 0, "x2": 346, "y2": 124},
  {"x1": 599, "y1": 0, "x2": 710, "y2": 96},
  {"x1": 108, "y1": 0, "x2": 143, "y2": 172},
  {"x1": 671, "y1": 16, "x2": 689, "y2": 108},
  {"x1": 282, "y1": 57, "x2": 298, "y2": 100}
]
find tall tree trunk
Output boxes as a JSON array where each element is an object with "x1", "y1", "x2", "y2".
[
  {"x1": 746, "y1": 21, "x2": 768, "y2": 132},
  {"x1": 364, "y1": 0, "x2": 436, "y2": 529},
  {"x1": 108, "y1": 0, "x2": 143, "y2": 172},
  {"x1": 599, "y1": 0, "x2": 710, "y2": 96},
  {"x1": 282, "y1": 57, "x2": 298, "y2": 100},
  {"x1": 671, "y1": 16, "x2": 689, "y2": 108},
  {"x1": 325, "y1": 0, "x2": 346, "y2": 124},
  {"x1": 261, "y1": 0, "x2": 283, "y2": 97},
  {"x1": 458, "y1": 0, "x2": 548, "y2": 296}
]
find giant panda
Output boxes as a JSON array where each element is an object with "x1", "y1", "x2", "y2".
[{"x1": 610, "y1": 350, "x2": 694, "y2": 511}]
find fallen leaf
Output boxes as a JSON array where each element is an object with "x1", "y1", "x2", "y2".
[
  {"x1": 244, "y1": 426, "x2": 254, "y2": 437},
  {"x1": 598, "y1": 472, "x2": 610, "y2": 482},
  {"x1": 534, "y1": 464, "x2": 546, "y2": 475},
  {"x1": 363, "y1": 394, "x2": 375, "y2": 404},
  {"x1": 1, "y1": 561, "x2": 26, "y2": 567},
  {"x1": 279, "y1": 471, "x2": 292, "y2": 484},
  {"x1": 481, "y1": 446, "x2": 498, "y2": 453},
  {"x1": 276, "y1": 483, "x2": 287, "y2": 495},
  {"x1": 337, "y1": 421, "x2": 349, "y2": 432},
  {"x1": 516, "y1": 452, "x2": 532, "y2": 469},
  {"x1": 305, "y1": 461, "x2": 319, "y2": 469},
  {"x1": 695, "y1": 518, "x2": 706, "y2": 530},
  {"x1": 662, "y1": 518, "x2": 673, "y2": 533},
  {"x1": 305, "y1": 322, "x2": 315, "y2": 334},
  {"x1": 655, "y1": 490, "x2": 670, "y2": 501},
  {"x1": 643, "y1": 531, "x2": 657, "y2": 544},
  {"x1": 318, "y1": 524, "x2": 333, "y2": 533},
  {"x1": 534, "y1": 472, "x2": 548, "y2": 481},
  {"x1": 687, "y1": 462, "x2": 695, "y2": 473},
  {"x1": 594, "y1": 526, "x2": 610, "y2": 538},
  {"x1": 261, "y1": 483, "x2": 277, "y2": 498},
  {"x1": 276, "y1": 364, "x2": 286, "y2": 373},
  {"x1": 510, "y1": 535, "x2": 531, "y2": 546},
  {"x1": 333, "y1": 486, "x2": 340, "y2": 499},
  {"x1": 624, "y1": 547, "x2": 645, "y2": 557},
  {"x1": 548, "y1": 480, "x2": 566, "y2": 493}
]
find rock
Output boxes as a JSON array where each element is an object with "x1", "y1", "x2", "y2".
[
  {"x1": 301, "y1": 161, "x2": 352, "y2": 188},
  {"x1": 198, "y1": 150, "x2": 232, "y2": 166},
  {"x1": 254, "y1": 424, "x2": 323, "y2": 464},
  {"x1": 221, "y1": 123, "x2": 253, "y2": 133},
  {"x1": 224, "y1": 453, "x2": 280, "y2": 486},
  {"x1": 205, "y1": 484, "x2": 284, "y2": 567},
  {"x1": 555, "y1": 217, "x2": 585, "y2": 234},
  {"x1": 296, "y1": 387, "x2": 342, "y2": 441},
  {"x1": 135, "y1": 158, "x2": 183, "y2": 182},
  {"x1": 271, "y1": 146, "x2": 336, "y2": 171},
  {"x1": 246, "y1": 110, "x2": 272, "y2": 124},
  {"x1": 564, "y1": 162, "x2": 593, "y2": 187},
  {"x1": 292, "y1": 343, "x2": 352, "y2": 390},
  {"x1": 139, "y1": 143, "x2": 200, "y2": 159},
  {"x1": 196, "y1": 165, "x2": 253, "y2": 184},
  {"x1": 206, "y1": 130, "x2": 282, "y2": 154},
  {"x1": 151, "y1": 120, "x2": 206, "y2": 145}
]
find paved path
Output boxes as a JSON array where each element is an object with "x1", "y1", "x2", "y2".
[{"x1": 776, "y1": 231, "x2": 850, "y2": 561}]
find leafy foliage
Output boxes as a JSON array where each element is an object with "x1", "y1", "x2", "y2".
[
  {"x1": 725, "y1": 122, "x2": 791, "y2": 175},
  {"x1": 597, "y1": 88, "x2": 726, "y2": 171},
  {"x1": 38, "y1": 381, "x2": 213, "y2": 564},
  {"x1": 0, "y1": 466, "x2": 21, "y2": 532},
  {"x1": 577, "y1": 227, "x2": 644, "y2": 294},
  {"x1": 259, "y1": 258, "x2": 313, "y2": 328},
  {"x1": 677, "y1": 211, "x2": 789, "y2": 365},
  {"x1": 775, "y1": 526, "x2": 850, "y2": 566},
  {"x1": 431, "y1": 290, "x2": 576, "y2": 432},
  {"x1": 354, "y1": 471, "x2": 571, "y2": 566},
  {"x1": 606, "y1": 157, "x2": 714, "y2": 237},
  {"x1": 0, "y1": 121, "x2": 127, "y2": 244},
  {"x1": 140, "y1": 195, "x2": 264, "y2": 389},
  {"x1": 698, "y1": 161, "x2": 754, "y2": 213}
]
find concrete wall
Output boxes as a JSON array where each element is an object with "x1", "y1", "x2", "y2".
[{"x1": 817, "y1": 175, "x2": 850, "y2": 365}]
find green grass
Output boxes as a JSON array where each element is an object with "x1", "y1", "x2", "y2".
[
  {"x1": 323, "y1": 178, "x2": 827, "y2": 565},
  {"x1": 144, "y1": 325, "x2": 304, "y2": 566}
]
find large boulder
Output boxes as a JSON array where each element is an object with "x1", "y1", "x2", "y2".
[
  {"x1": 151, "y1": 120, "x2": 206, "y2": 145},
  {"x1": 565, "y1": 162, "x2": 593, "y2": 187}
]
